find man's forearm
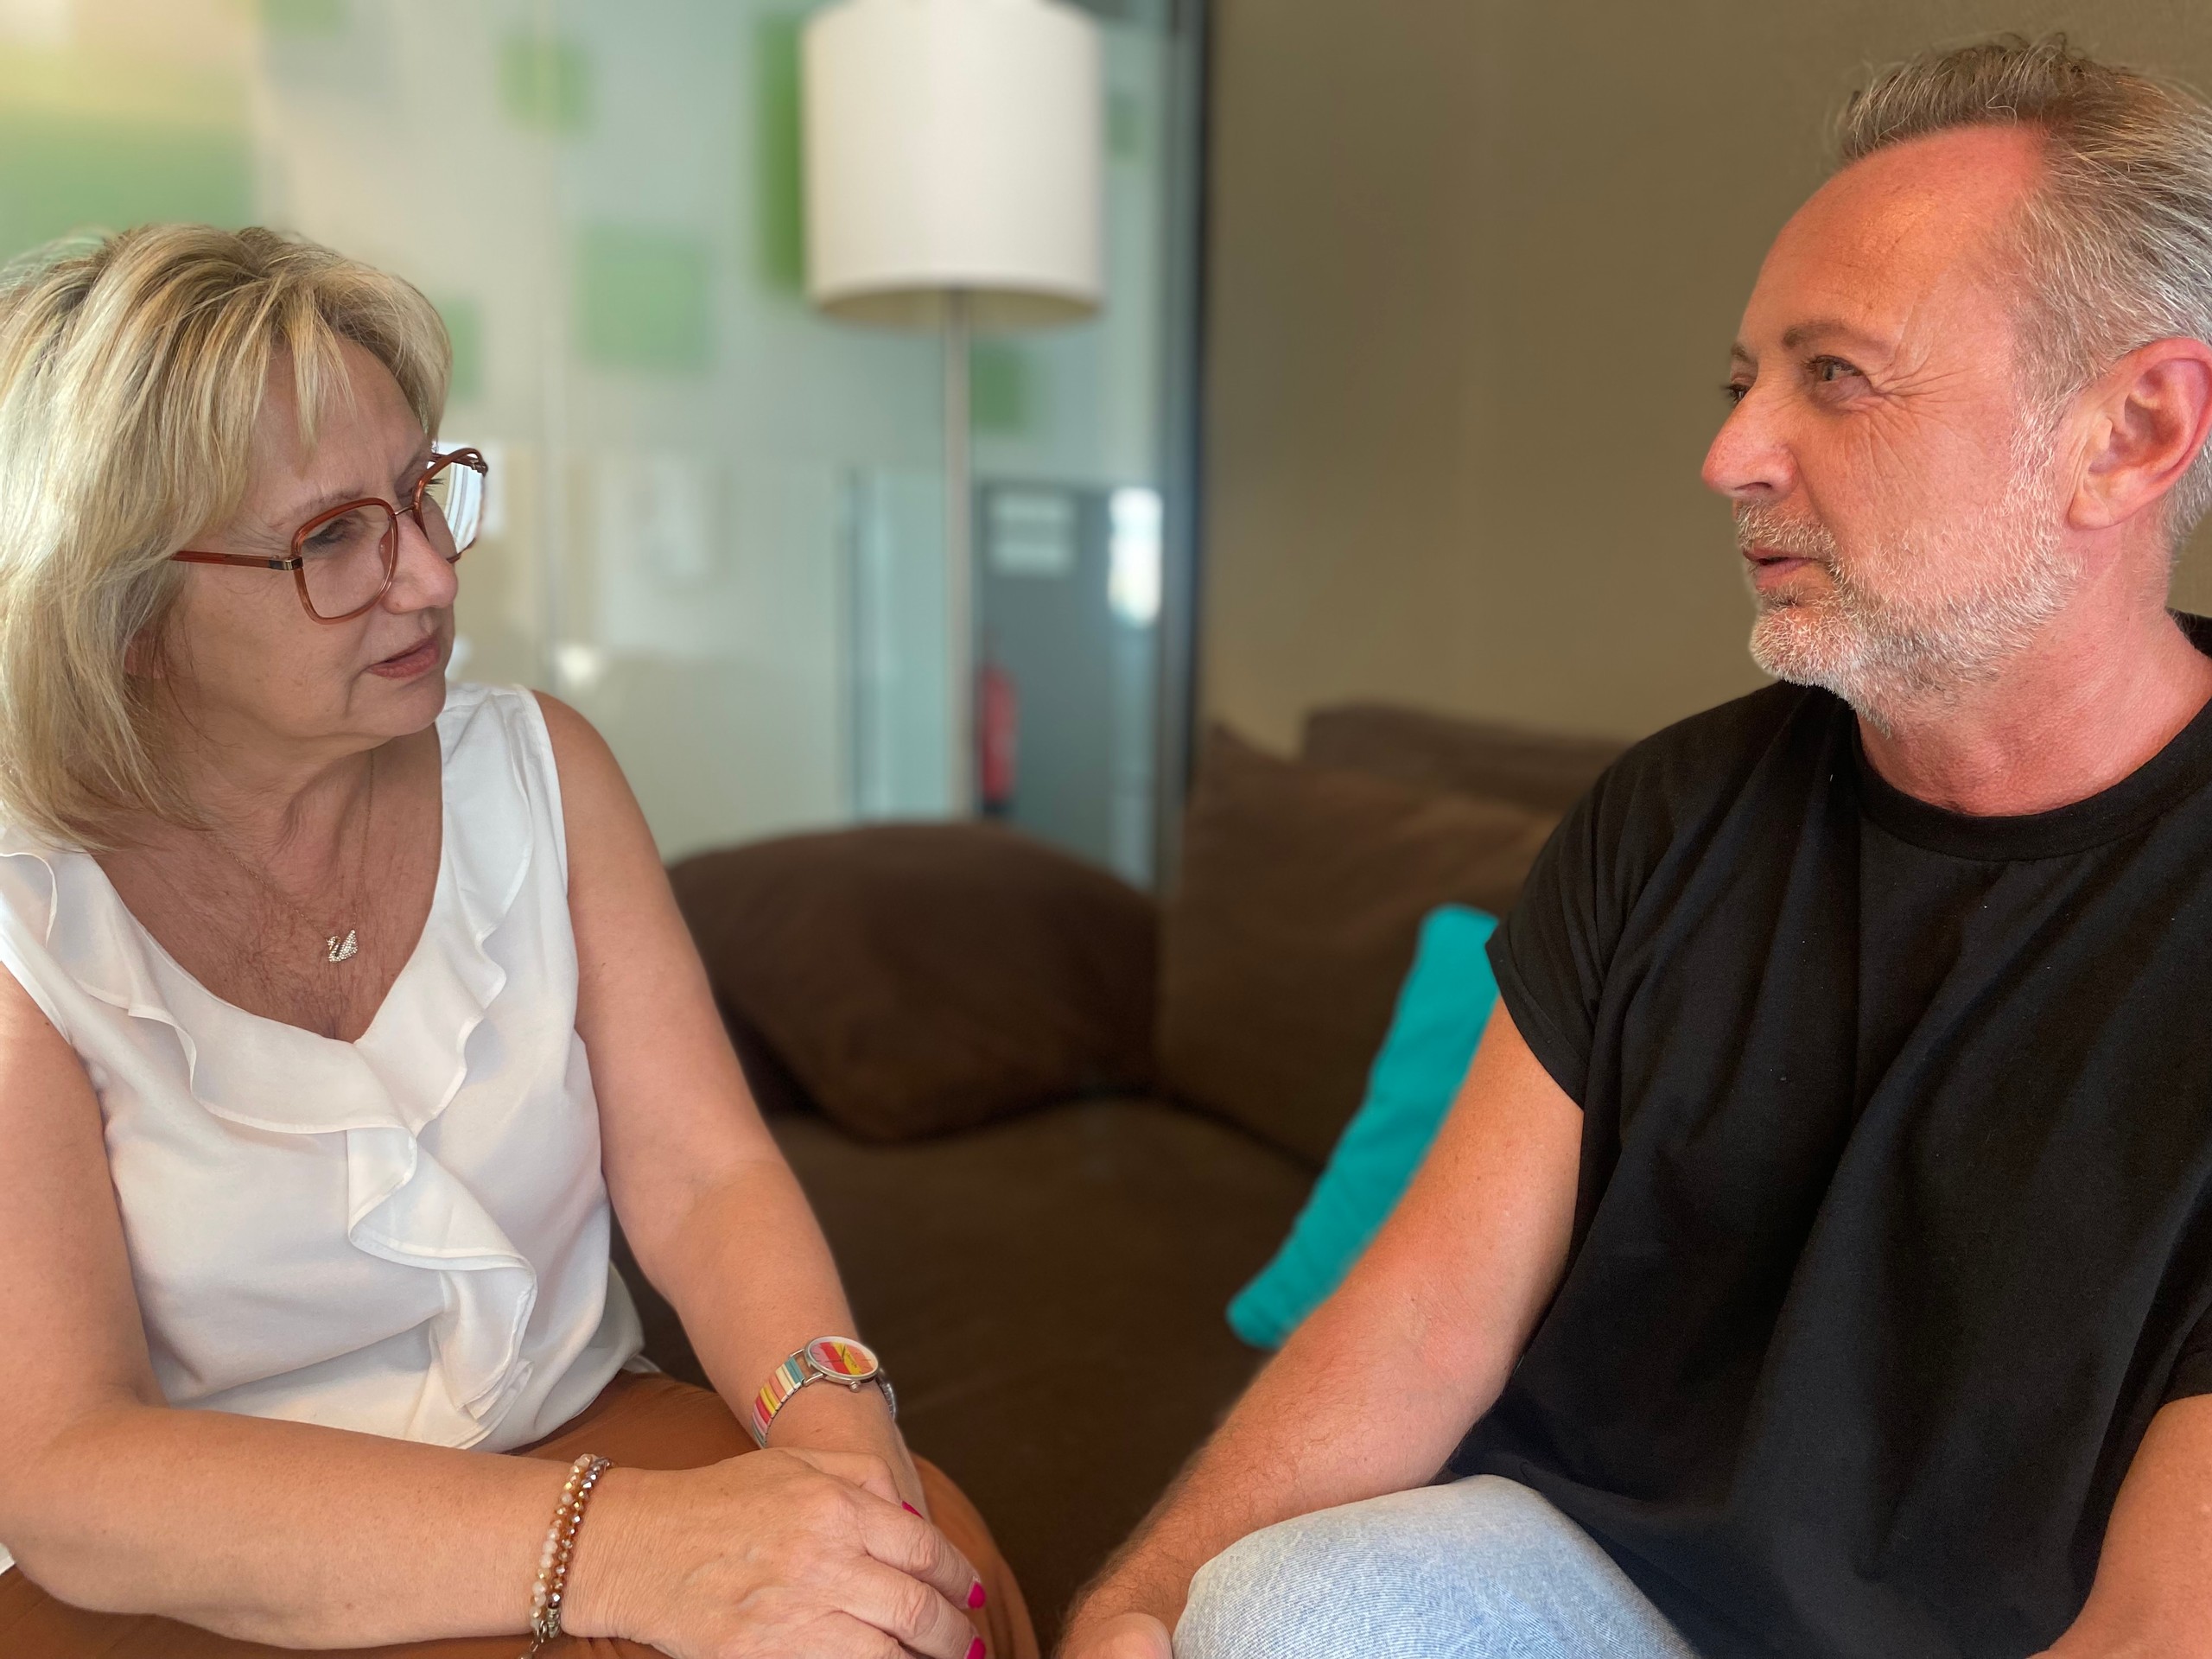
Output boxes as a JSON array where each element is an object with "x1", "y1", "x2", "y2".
[{"x1": 1064, "y1": 1007, "x2": 1585, "y2": 1650}]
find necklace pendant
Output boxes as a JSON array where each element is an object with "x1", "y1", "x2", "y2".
[{"x1": 327, "y1": 929, "x2": 359, "y2": 964}]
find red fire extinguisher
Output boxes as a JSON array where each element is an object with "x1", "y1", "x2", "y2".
[{"x1": 979, "y1": 658, "x2": 1019, "y2": 817}]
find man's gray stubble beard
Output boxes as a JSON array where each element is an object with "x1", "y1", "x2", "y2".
[{"x1": 1737, "y1": 447, "x2": 2075, "y2": 727}]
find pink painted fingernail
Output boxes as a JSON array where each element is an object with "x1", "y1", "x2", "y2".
[
  {"x1": 969, "y1": 1580, "x2": 988, "y2": 1609},
  {"x1": 966, "y1": 1641, "x2": 985, "y2": 1659},
  {"x1": 902, "y1": 1501, "x2": 922, "y2": 1515}
]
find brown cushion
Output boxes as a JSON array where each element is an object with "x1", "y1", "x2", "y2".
[
  {"x1": 1158, "y1": 727, "x2": 1558, "y2": 1166},
  {"x1": 670, "y1": 823, "x2": 1158, "y2": 1141},
  {"x1": 1302, "y1": 702, "x2": 1624, "y2": 813}
]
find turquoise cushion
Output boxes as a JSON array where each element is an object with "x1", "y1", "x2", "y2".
[{"x1": 1227, "y1": 905, "x2": 1500, "y2": 1349}]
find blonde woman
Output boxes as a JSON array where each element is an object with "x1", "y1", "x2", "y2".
[{"x1": 0, "y1": 226, "x2": 1033, "y2": 1659}]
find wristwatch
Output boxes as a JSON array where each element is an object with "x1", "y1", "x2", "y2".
[{"x1": 749, "y1": 1335, "x2": 898, "y2": 1447}]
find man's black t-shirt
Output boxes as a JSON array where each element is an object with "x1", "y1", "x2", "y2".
[{"x1": 1453, "y1": 620, "x2": 2212, "y2": 1659}]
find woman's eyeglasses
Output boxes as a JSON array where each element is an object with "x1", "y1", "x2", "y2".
[{"x1": 173, "y1": 447, "x2": 490, "y2": 623}]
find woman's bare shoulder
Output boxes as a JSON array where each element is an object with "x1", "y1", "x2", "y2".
[
  {"x1": 526, "y1": 691, "x2": 659, "y2": 896},
  {"x1": 529, "y1": 690, "x2": 625, "y2": 799}
]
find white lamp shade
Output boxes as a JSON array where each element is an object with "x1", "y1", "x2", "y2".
[{"x1": 803, "y1": 0, "x2": 1103, "y2": 330}]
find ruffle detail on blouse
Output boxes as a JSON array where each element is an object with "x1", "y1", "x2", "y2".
[{"x1": 2, "y1": 683, "x2": 550, "y2": 1446}]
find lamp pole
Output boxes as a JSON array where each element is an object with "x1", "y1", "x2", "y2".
[
  {"x1": 944, "y1": 289, "x2": 973, "y2": 815},
  {"x1": 803, "y1": 0, "x2": 1101, "y2": 820}
]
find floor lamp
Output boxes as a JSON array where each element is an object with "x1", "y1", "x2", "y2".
[{"x1": 804, "y1": 0, "x2": 1103, "y2": 815}]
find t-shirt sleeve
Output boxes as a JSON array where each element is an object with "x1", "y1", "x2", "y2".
[
  {"x1": 1484, "y1": 692, "x2": 1790, "y2": 1109},
  {"x1": 1487, "y1": 771, "x2": 1633, "y2": 1107}
]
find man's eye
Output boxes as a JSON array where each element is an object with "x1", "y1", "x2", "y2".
[
  {"x1": 1809, "y1": 356, "x2": 1864, "y2": 386},
  {"x1": 1722, "y1": 381, "x2": 1751, "y2": 406}
]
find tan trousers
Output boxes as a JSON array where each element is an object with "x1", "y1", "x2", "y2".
[{"x1": 0, "y1": 1372, "x2": 1039, "y2": 1659}]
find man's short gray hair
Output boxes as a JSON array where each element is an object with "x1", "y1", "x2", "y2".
[{"x1": 1837, "y1": 35, "x2": 2212, "y2": 539}]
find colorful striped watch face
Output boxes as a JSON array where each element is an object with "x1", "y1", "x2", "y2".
[{"x1": 806, "y1": 1337, "x2": 879, "y2": 1381}]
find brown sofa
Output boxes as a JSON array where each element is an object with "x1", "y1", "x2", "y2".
[{"x1": 632, "y1": 702, "x2": 1624, "y2": 1644}]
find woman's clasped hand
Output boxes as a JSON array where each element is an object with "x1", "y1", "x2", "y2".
[{"x1": 569, "y1": 1448, "x2": 989, "y2": 1659}]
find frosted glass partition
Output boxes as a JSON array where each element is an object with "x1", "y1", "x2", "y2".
[{"x1": 0, "y1": 0, "x2": 1196, "y2": 874}]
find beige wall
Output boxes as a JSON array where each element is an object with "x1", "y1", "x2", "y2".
[{"x1": 1201, "y1": 0, "x2": 2212, "y2": 752}]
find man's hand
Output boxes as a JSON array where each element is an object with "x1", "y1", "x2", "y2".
[{"x1": 1058, "y1": 1611, "x2": 1173, "y2": 1659}]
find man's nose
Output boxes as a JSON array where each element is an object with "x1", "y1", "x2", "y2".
[{"x1": 1702, "y1": 390, "x2": 1796, "y2": 502}]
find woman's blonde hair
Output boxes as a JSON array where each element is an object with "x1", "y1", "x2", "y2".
[{"x1": 0, "y1": 224, "x2": 450, "y2": 848}]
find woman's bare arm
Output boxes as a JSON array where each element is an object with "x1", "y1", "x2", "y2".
[
  {"x1": 538, "y1": 694, "x2": 920, "y2": 1500},
  {"x1": 0, "y1": 697, "x2": 984, "y2": 1656},
  {"x1": 0, "y1": 965, "x2": 582, "y2": 1646},
  {"x1": 0, "y1": 1014, "x2": 977, "y2": 1659},
  {"x1": 1058, "y1": 1001, "x2": 1584, "y2": 1655}
]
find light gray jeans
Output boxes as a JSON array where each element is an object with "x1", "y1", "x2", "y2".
[{"x1": 1173, "y1": 1475, "x2": 1700, "y2": 1658}]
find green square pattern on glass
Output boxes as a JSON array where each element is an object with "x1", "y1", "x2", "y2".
[
  {"x1": 971, "y1": 340, "x2": 1036, "y2": 435},
  {"x1": 261, "y1": 0, "x2": 347, "y2": 35},
  {"x1": 499, "y1": 31, "x2": 590, "y2": 136},
  {"x1": 1109, "y1": 88, "x2": 1146, "y2": 162},
  {"x1": 753, "y1": 13, "x2": 804, "y2": 293},
  {"x1": 576, "y1": 226, "x2": 712, "y2": 374},
  {"x1": 435, "y1": 296, "x2": 485, "y2": 404},
  {"x1": 0, "y1": 112, "x2": 251, "y2": 264}
]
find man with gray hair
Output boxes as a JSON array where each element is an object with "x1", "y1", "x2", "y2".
[{"x1": 1061, "y1": 35, "x2": 2212, "y2": 1659}]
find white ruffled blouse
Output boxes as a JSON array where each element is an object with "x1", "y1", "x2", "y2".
[{"x1": 0, "y1": 683, "x2": 643, "y2": 1577}]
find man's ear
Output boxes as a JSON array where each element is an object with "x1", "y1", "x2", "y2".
[{"x1": 2069, "y1": 336, "x2": 2212, "y2": 531}]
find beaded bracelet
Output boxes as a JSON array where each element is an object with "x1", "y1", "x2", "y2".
[{"x1": 520, "y1": 1452, "x2": 612, "y2": 1658}]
